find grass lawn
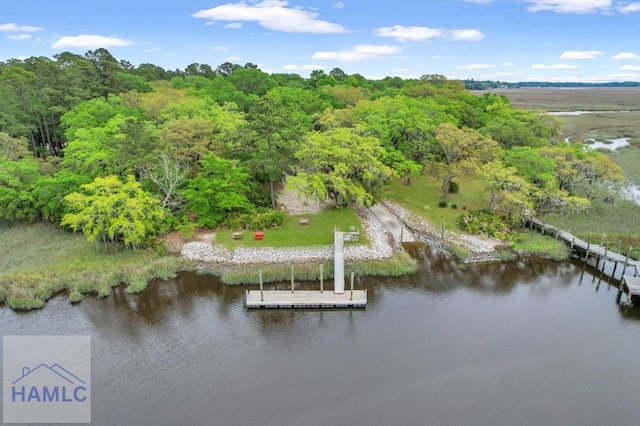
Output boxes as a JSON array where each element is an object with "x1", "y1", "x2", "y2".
[
  {"x1": 215, "y1": 207, "x2": 368, "y2": 248},
  {"x1": 385, "y1": 173, "x2": 489, "y2": 231}
]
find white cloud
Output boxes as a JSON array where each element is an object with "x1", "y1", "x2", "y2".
[
  {"x1": 524, "y1": 0, "x2": 612, "y2": 14},
  {"x1": 0, "y1": 23, "x2": 43, "y2": 33},
  {"x1": 618, "y1": 2, "x2": 640, "y2": 13},
  {"x1": 532, "y1": 63, "x2": 580, "y2": 69},
  {"x1": 375, "y1": 25, "x2": 443, "y2": 42},
  {"x1": 560, "y1": 50, "x2": 604, "y2": 59},
  {"x1": 445, "y1": 29, "x2": 485, "y2": 41},
  {"x1": 312, "y1": 44, "x2": 400, "y2": 62},
  {"x1": 192, "y1": 0, "x2": 347, "y2": 33},
  {"x1": 143, "y1": 47, "x2": 160, "y2": 53},
  {"x1": 224, "y1": 23, "x2": 243, "y2": 29},
  {"x1": 283, "y1": 64, "x2": 327, "y2": 70},
  {"x1": 375, "y1": 25, "x2": 483, "y2": 42},
  {"x1": 621, "y1": 65, "x2": 640, "y2": 71},
  {"x1": 333, "y1": 2, "x2": 344, "y2": 8},
  {"x1": 430, "y1": 55, "x2": 443, "y2": 60},
  {"x1": 213, "y1": 46, "x2": 229, "y2": 51},
  {"x1": 456, "y1": 63, "x2": 496, "y2": 70},
  {"x1": 612, "y1": 52, "x2": 640, "y2": 60},
  {"x1": 52, "y1": 35, "x2": 134, "y2": 50},
  {"x1": 7, "y1": 34, "x2": 31, "y2": 41},
  {"x1": 226, "y1": 56, "x2": 241, "y2": 61}
]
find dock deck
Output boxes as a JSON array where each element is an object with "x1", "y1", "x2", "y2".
[{"x1": 246, "y1": 290, "x2": 367, "y2": 308}]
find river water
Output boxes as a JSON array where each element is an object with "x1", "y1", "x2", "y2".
[{"x1": 2, "y1": 243, "x2": 640, "y2": 426}]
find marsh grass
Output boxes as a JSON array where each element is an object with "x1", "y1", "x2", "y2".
[
  {"x1": 216, "y1": 207, "x2": 368, "y2": 248},
  {"x1": 510, "y1": 230, "x2": 570, "y2": 261},
  {"x1": 219, "y1": 250, "x2": 417, "y2": 285},
  {"x1": 0, "y1": 223, "x2": 187, "y2": 309}
]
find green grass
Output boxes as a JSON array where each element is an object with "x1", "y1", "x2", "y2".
[
  {"x1": 386, "y1": 173, "x2": 489, "y2": 231},
  {"x1": 510, "y1": 230, "x2": 570, "y2": 261},
  {"x1": 0, "y1": 222, "x2": 189, "y2": 310},
  {"x1": 218, "y1": 250, "x2": 417, "y2": 285},
  {"x1": 215, "y1": 207, "x2": 368, "y2": 248}
]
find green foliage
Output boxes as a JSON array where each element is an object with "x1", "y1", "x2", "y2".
[
  {"x1": 449, "y1": 181, "x2": 459, "y2": 194},
  {"x1": 510, "y1": 230, "x2": 569, "y2": 261},
  {"x1": 290, "y1": 127, "x2": 394, "y2": 207},
  {"x1": 62, "y1": 175, "x2": 164, "y2": 249},
  {"x1": 457, "y1": 209, "x2": 509, "y2": 239},
  {"x1": 0, "y1": 156, "x2": 41, "y2": 221},
  {"x1": 183, "y1": 153, "x2": 254, "y2": 228},
  {"x1": 438, "y1": 200, "x2": 448, "y2": 208},
  {"x1": 227, "y1": 209, "x2": 287, "y2": 230}
]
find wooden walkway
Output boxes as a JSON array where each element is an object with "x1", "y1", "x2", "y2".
[
  {"x1": 246, "y1": 290, "x2": 367, "y2": 308},
  {"x1": 527, "y1": 218, "x2": 640, "y2": 279}
]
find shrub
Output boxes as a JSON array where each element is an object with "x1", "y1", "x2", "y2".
[
  {"x1": 451, "y1": 204, "x2": 458, "y2": 209},
  {"x1": 457, "y1": 209, "x2": 509, "y2": 239},
  {"x1": 69, "y1": 290, "x2": 82, "y2": 303},
  {"x1": 449, "y1": 181, "x2": 459, "y2": 194},
  {"x1": 438, "y1": 200, "x2": 448, "y2": 208}
]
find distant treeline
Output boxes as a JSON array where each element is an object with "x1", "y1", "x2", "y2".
[{"x1": 463, "y1": 80, "x2": 640, "y2": 90}]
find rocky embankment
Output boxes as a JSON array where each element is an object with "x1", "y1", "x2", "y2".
[
  {"x1": 181, "y1": 207, "x2": 395, "y2": 265},
  {"x1": 381, "y1": 200, "x2": 502, "y2": 263}
]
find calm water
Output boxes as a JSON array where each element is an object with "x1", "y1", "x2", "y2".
[{"x1": 2, "y1": 243, "x2": 640, "y2": 426}]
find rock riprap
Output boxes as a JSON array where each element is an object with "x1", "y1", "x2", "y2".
[{"x1": 181, "y1": 207, "x2": 395, "y2": 265}]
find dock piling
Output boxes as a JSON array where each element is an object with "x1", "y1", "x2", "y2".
[
  {"x1": 350, "y1": 272, "x2": 354, "y2": 301},
  {"x1": 320, "y1": 263, "x2": 324, "y2": 293},
  {"x1": 259, "y1": 270, "x2": 264, "y2": 302},
  {"x1": 290, "y1": 264, "x2": 294, "y2": 293}
]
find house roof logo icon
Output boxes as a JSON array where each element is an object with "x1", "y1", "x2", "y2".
[{"x1": 12, "y1": 363, "x2": 86, "y2": 386}]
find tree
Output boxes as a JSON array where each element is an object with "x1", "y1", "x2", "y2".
[
  {"x1": 243, "y1": 90, "x2": 307, "y2": 208},
  {"x1": 62, "y1": 175, "x2": 164, "y2": 250},
  {"x1": 0, "y1": 157, "x2": 40, "y2": 221},
  {"x1": 539, "y1": 144, "x2": 623, "y2": 198},
  {"x1": 0, "y1": 132, "x2": 30, "y2": 160},
  {"x1": 289, "y1": 128, "x2": 394, "y2": 207},
  {"x1": 478, "y1": 160, "x2": 533, "y2": 224},
  {"x1": 140, "y1": 152, "x2": 189, "y2": 211},
  {"x1": 182, "y1": 153, "x2": 254, "y2": 228},
  {"x1": 428, "y1": 123, "x2": 501, "y2": 198}
]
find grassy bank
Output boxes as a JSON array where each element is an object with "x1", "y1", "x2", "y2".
[
  {"x1": 509, "y1": 230, "x2": 570, "y2": 261},
  {"x1": 386, "y1": 174, "x2": 488, "y2": 231},
  {"x1": 209, "y1": 250, "x2": 417, "y2": 285},
  {"x1": 0, "y1": 223, "x2": 191, "y2": 310}
]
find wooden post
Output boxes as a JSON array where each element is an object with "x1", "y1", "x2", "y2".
[
  {"x1": 259, "y1": 270, "x2": 264, "y2": 302},
  {"x1": 320, "y1": 263, "x2": 324, "y2": 293},
  {"x1": 400, "y1": 226, "x2": 404, "y2": 243},
  {"x1": 586, "y1": 233, "x2": 591, "y2": 258},
  {"x1": 350, "y1": 272, "x2": 354, "y2": 301},
  {"x1": 290, "y1": 264, "x2": 295, "y2": 293},
  {"x1": 612, "y1": 261, "x2": 619, "y2": 279},
  {"x1": 571, "y1": 237, "x2": 575, "y2": 249}
]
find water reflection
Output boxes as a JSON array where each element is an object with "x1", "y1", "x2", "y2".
[{"x1": 3, "y1": 241, "x2": 640, "y2": 426}]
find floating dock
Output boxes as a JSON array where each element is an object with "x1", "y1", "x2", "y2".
[{"x1": 246, "y1": 290, "x2": 367, "y2": 308}]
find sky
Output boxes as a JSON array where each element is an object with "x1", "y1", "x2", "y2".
[{"x1": 2, "y1": 0, "x2": 640, "y2": 82}]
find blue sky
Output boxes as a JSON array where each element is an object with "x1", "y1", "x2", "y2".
[{"x1": 2, "y1": 0, "x2": 640, "y2": 82}]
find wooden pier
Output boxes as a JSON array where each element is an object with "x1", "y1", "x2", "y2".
[
  {"x1": 619, "y1": 276, "x2": 640, "y2": 305},
  {"x1": 527, "y1": 218, "x2": 640, "y2": 281},
  {"x1": 246, "y1": 290, "x2": 367, "y2": 308}
]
